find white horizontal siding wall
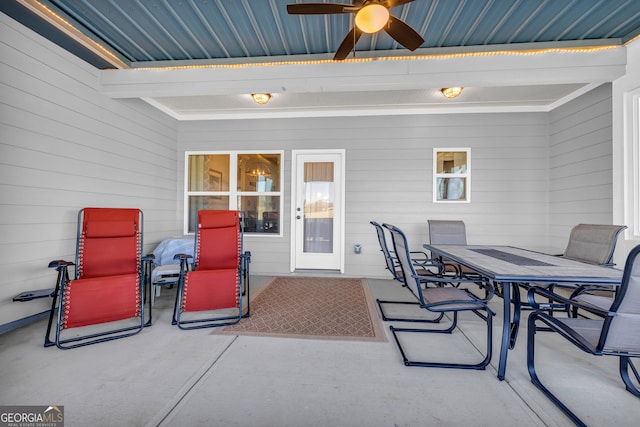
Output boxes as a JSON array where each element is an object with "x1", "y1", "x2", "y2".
[
  {"x1": 0, "y1": 14, "x2": 180, "y2": 326},
  {"x1": 549, "y1": 84, "x2": 614, "y2": 253},
  {"x1": 179, "y1": 112, "x2": 549, "y2": 278}
]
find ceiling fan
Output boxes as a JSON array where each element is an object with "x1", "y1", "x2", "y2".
[{"x1": 287, "y1": 0, "x2": 425, "y2": 61}]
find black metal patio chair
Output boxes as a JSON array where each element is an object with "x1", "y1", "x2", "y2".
[
  {"x1": 563, "y1": 224, "x2": 627, "y2": 317},
  {"x1": 427, "y1": 219, "x2": 486, "y2": 284},
  {"x1": 514, "y1": 224, "x2": 627, "y2": 318},
  {"x1": 385, "y1": 223, "x2": 495, "y2": 369},
  {"x1": 370, "y1": 220, "x2": 442, "y2": 282},
  {"x1": 527, "y1": 244, "x2": 640, "y2": 426},
  {"x1": 371, "y1": 221, "x2": 447, "y2": 323}
]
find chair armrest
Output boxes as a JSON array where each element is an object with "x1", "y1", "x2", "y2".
[
  {"x1": 48, "y1": 259, "x2": 74, "y2": 268},
  {"x1": 13, "y1": 288, "x2": 56, "y2": 302},
  {"x1": 410, "y1": 251, "x2": 443, "y2": 266},
  {"x1": 241, "y1": 251, "x2": 251, "y2": 267},
  {"x1": 416, "y1": 275, "x2": 495, "y2": 303},
  {"x1": 526, "y1": 286, "x2": 609, "y2": 317},
  {"x1": 173, "y1": 253, "x2": 193, "y2": 272},
  {"x1": 48, "y1": 260, "x2": 74, "y2": 270}
]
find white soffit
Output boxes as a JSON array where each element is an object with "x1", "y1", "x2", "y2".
[{"x1": 142, "y1": 84, "x2": 589, "y2": 120}]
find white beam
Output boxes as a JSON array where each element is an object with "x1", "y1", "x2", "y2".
[{"x1": 100, "y1": 47, "x2": 627, "y2": 99}]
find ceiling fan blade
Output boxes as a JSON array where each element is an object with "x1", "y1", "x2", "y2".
[
  {"x1": 287, "y1": 3, "x2": 351, "y2": 14},
  {"x1": 334, "y1": 27, "x2": 363, "y2": 60},
  {"x1": 384, "y1": 0, "x2": 415, "y2": 7},
  {"x1": 384, "y1": 16, "x2": 424, "y2": 51}
]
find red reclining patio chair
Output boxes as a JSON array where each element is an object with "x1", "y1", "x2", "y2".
[
  {"x1": 45, "y1": 208, "x2": 151, "y2": 349},
  {"x1": 173, "y1": 210, "x2": 251, "y2": 329}
]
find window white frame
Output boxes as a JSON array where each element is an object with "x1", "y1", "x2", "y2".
[
  {"x1": 433, "y1": 148, "x2": 471, "y2": 203},
  {"x1": 632, "y1": 91, "x2": 640, "y2": 237},
  {"x1": 184, "y1": 150, "x2": 284, "y2": 236}
]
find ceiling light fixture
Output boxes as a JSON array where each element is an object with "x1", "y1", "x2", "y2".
[
  {"x1": 247, "y1": 168, "x2": 271, "y2": 178},
  {"x1": 441, "y1": 87, "x2": 463, "y2": 98},
  {"x1": 354, "y1": 4, "x2": 390, "y2": 33},
  {"x1": 252, "y1": 93, "x2": 271, "y2": 104}
]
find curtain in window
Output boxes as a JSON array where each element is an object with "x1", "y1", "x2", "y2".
[{"x1": 304, "y1": 162, "x2": 334, "y2": 182}]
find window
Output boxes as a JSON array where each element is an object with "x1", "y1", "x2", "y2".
[
  {"x1": 433, "y1": 148, "x2": 470, "y2": 203},
  {"x1": 185, "y1": 151, "x2": 283, "y2": 235}
]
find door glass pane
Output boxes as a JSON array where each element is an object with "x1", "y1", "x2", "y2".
[
  {"x1": 187, "y1": 196, "x2": 230, "y2": 233},
  {"x1": 237, "y1": 153, "x2": 281, "y2": 192},
  {"x1": 188, "y1": 154, "x2": 230, "y2": 192},
  {"x1": 238, "y1": 195, "x2": 280, "y2": 234},
  {"x1": 303, "y1": 162, "x2": 334, "y2": 254}
]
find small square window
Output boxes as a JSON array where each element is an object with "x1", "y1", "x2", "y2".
[{"x1": 433, "y1": 148, "x2": 470, "y2": 203}]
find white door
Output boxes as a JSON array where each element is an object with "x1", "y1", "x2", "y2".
[{"x1": 291, "y1": 150, "x2": 345, "y2": 272}]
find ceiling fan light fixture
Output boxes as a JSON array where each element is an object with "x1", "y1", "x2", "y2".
[
  {"x1": 354, "y1": 4, "x2": 390, "y2": 33},
  {"x1": 252, "y1": 93, "x2": 271, "y2": 104},
  {"x1": 441, "y1": 87, "x2": 463, "y2": 98}
]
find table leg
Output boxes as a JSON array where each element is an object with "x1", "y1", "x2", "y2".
[
  {"x1": 498, "y1": 281, "x2": 511, "y2": 380},
  {"x1": 510, "y1": 282, "x2": 521, "y2": 349}
]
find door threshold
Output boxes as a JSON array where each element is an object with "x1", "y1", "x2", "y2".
[{"x1": 292, "y1": 269, "x2": 343, "y2": 276}]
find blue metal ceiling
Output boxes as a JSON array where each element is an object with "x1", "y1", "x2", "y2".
[{"x1": 4, "y1": 0, "x2": 640, "y2": 68}]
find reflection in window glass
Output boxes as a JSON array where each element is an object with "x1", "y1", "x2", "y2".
[
  {"x1": 436, "y1": 151, "x2": 467, "y2": 174},
  {"x1": 187, "y1": 196, "x2": 230, "y2": 233},
  {"x1": 303, "y1": 162, "x2": 335, "y2": 254},
  {"x1": 436, "y1": 178, "x2": 466, "y2": 201},
  {"x1": 237, "y1": 154, "x2": 280, "y2": 192},
  {"x1": 238, "y1": 196, "x2": 280, "y2": 234},
  {"x1": 188, "y1": 154, "x2": 230, "y2": 192}
]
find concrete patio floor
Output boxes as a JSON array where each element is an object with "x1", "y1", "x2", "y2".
[{"x1": 1, "y1": 276, "x2": 638, "y2": 426}]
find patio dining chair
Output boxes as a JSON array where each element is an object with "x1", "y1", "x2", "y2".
[
  {"x1": 563, "y1": 224, "x2": 627, "y2": 317},
  {"x1": 385, "y1": 223, "x2": 495, "y2": 369},
  {"x1": 427, "y1": 219, "x2": 468, "y2": 245},
  {"x1": 526, "y1": 244, "x2": 640, "y2": 426},
  {"x1": 370, "y1": 221, "x2": 442, "y2": 282},
  {"x1": 371, "y1": 221, "x2": 447, "y2": 323},
  {"x1": 514, "y1": 224, "x2": 627, "y2": 318},
  {"x1": 427, "y1": 220, "x2": 481, "y2": 281},
  {"x1": 172, "y1": 210, "x2": 251, "y2": 329}
]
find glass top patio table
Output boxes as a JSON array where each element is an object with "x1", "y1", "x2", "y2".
[{"x1": 423, "y1": 244, "x2": 623, "y2": 380}]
